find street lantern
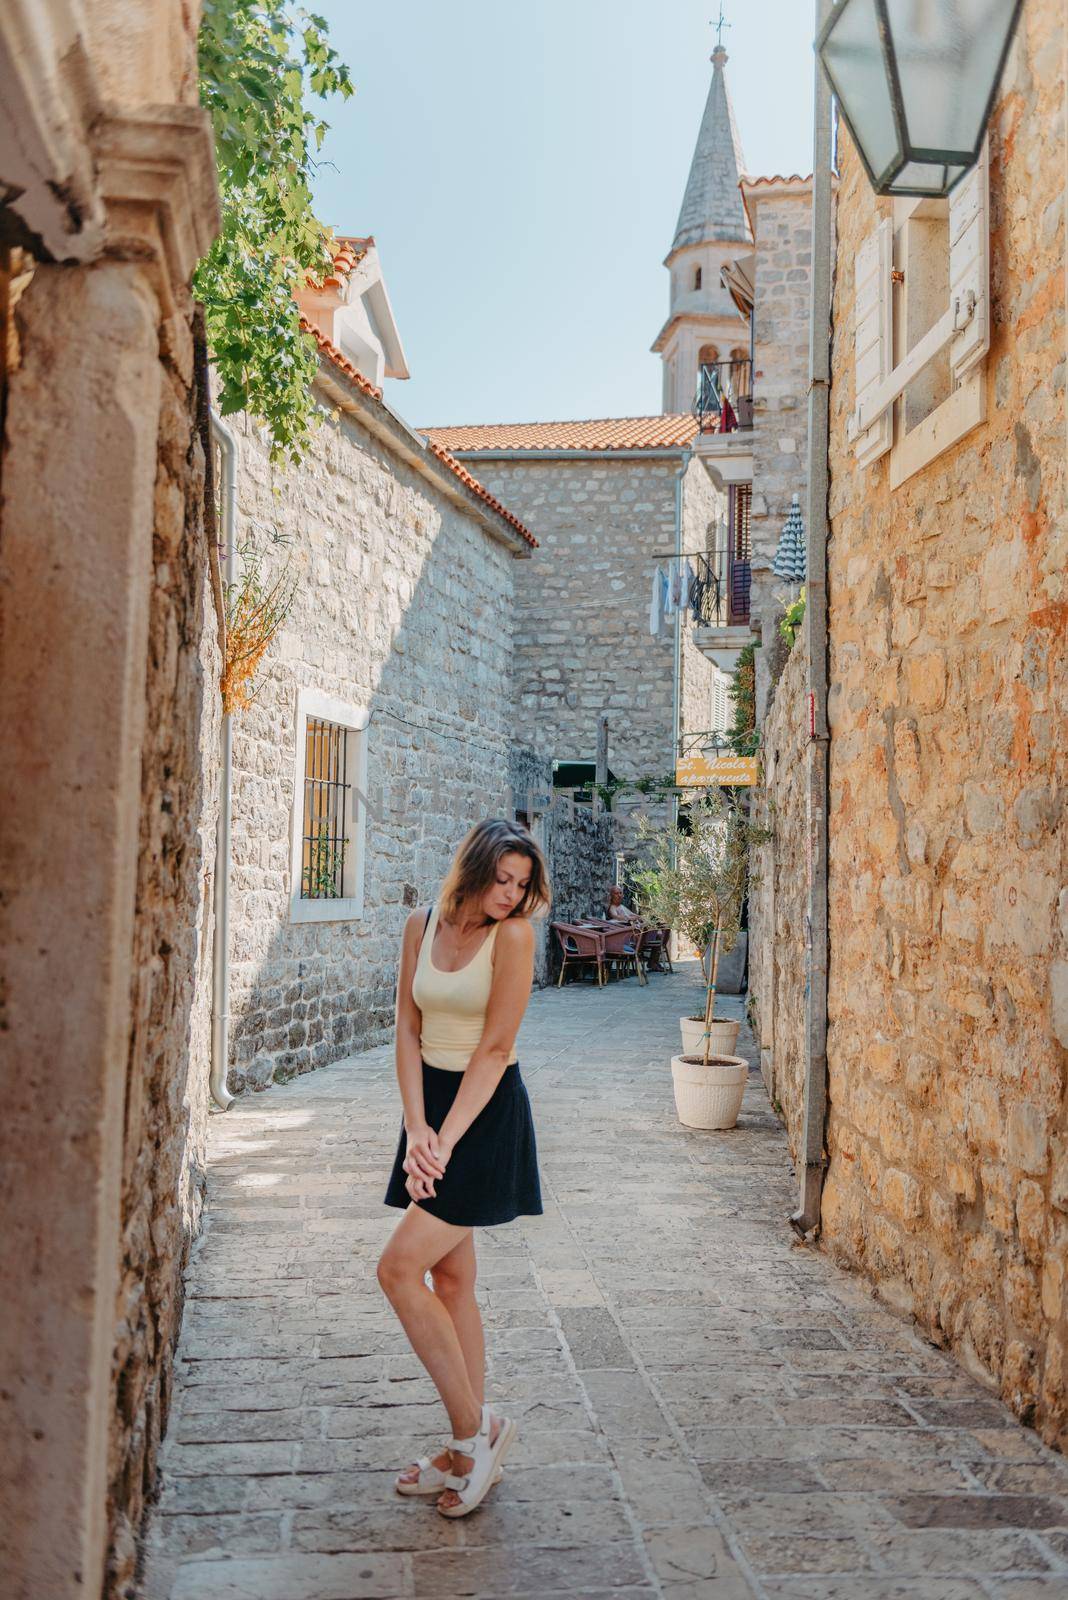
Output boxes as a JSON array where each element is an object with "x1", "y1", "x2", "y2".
[{"x1": 816, "y1": 0, "x2": 1024, "y2": 197}]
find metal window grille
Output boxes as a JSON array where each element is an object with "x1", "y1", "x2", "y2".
[
  {"x1": 691, "y1": 552, "x2": 726, "y2": 627},
  {"x1": 301, "y1": 717, "x2": 350, "y2": 899}
]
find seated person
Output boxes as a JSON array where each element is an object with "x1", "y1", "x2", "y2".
[{"x1": 606, "y1": 885, "x2": 643, "y2": 925}]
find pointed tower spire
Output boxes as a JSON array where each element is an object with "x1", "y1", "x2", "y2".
[
  {"x1": 652, "y1": 34, "x2": 753, "y2": 414},
  {"x1": 672, "y1": 45, "x2": 749, "y2": 251}
]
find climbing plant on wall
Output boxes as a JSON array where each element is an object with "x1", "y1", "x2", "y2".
[
  {"x1": 727, "y1": 642, "x2": 759, "y2": 758},
  {"x1": 197, "y1": 1, "x2": 353, "y2": 463}
]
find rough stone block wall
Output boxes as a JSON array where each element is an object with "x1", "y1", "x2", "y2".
[
  {"x1": 822, "y1": 3, "x2": 1067, "y2": 1446},
  {"x1": 457, "y1": 453, "x2": 722, "y2": 820},
  {"x1": 749, "y1": 637, "x2": 808, "y2": 1158},
  {"x1": 540, "y1": 802, "x2": 618, "y2": 981},
  {"x1": 747, "y1": 187, "x2": 813, "y2": 719},
  {"x1": 0, "y1": 8, "x2": 218, "y2": 1597},
  {"x1": 106, "y1": 339, "x2": 221, "y2": 1596},
  {"x1": 457, "y1": 457, "x2": 675, "y2": 795},
  {"x1": 508, "y1": 746, "x2": 618, "y2": 985},
  {"x1": 227, "y1": 401, "x2": 517, "y2": 1092}
]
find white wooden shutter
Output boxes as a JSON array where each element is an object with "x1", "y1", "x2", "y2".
[
  {"x1": 949, "y1": 139, "x2": 990, "y2": 385},
  {"x1": 853, "y1": 217, "x2": 893, "y2": 467}
]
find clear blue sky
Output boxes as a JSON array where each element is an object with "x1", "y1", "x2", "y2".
[{"x1": 309, "y1": 2, "x2": 816, "y2": 428}]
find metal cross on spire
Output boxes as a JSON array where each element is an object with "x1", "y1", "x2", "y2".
[{"x1": 712, "y1": 3, "x2": 731, "y2": 49}]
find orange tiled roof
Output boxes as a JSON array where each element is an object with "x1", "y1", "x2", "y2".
[
  {"x1": 312, "y1": 234, "x2": 374, "y2": 289},
  {"x1": 422, "y1": 415, "x2": 700, "y2": 453},
  {"x1": 301, "y1": 318, "x2": 536, "y2": 548},
  {"x1": 741, "y1": 173, "x2": 812, "y2": 188},
  {"x1": 425, "y1": 441, "x2": 537, "y2": 547}
]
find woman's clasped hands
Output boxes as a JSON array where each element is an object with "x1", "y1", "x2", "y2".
[{"x1": 402, "y1": 1123, "x2": 451, "y2": 1201}]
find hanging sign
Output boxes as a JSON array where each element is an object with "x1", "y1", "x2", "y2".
[{"x1": 675, "y1": 754, "x2": 759, "y2": 787}]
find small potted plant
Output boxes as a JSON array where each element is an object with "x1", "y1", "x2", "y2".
[{"x1": 632, "y1": 794, "x2": 766, "y2": 1130}]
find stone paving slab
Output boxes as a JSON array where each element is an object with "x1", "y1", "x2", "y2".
[{"x1": 144, "y1": 965, "x2": 1068, "y2": 1600}]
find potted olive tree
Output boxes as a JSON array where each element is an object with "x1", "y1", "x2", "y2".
[{"x1": 632, "y1": 794, "x2": 766, "y2": 1130}]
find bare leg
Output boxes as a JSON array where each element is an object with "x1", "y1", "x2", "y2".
[
  {"x1": 432, "y1": 1232, "x2": 486, "y2": 1401},
  {"x1": 394, "y1": 1230, "x2": 486, "y2": 1487},
  {"x1": 378, "y1": 1210, "x2": 503, "y2": 1512},
  {"x1": 377, "y1": 1206, "x2": 481, "y2": 1441}
]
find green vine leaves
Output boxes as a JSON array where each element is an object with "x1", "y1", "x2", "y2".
[
  {"x1": 727, "y1": 641, "x2": 759, "y2": 758},
  {"x1": 197, "y1": 2, "x2": 354, "y2": 464}
]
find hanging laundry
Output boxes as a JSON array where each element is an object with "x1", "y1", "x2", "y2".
[
  {"x1": 649, "y1": 565, "x2": 665, "y2": 636},
  {"x1": 669, "y1": 562, "x2": 684, "y2": 610},
  {"x1": 684, "y1": 558, "x2": 698, "y2": 620}
]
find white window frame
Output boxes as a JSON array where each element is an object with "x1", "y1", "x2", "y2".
[
  {"x1": 850, "y1": 141, "x2": 990, "y2": 488},
  {"x1": 887, "y1": 187, "x2": 986, "y2": 490},
  {"x1": 289, "y1": 687, "x2": 369, "y2": 924}
]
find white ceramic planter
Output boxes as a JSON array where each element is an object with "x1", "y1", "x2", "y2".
[
  {"x1": 679, "y1": 1015, "x2": 741, "y2": 1057},
  {"x1": 670, "y1": 1053, "x2": 748, "y2": 1130}
]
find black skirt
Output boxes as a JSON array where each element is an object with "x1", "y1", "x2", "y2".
[{"x1": 384, "y1": 1061, "x2": 543, "y2": 1228}]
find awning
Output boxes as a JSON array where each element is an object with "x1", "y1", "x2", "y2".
[{"x1": 721, "y1": 252, "x2": 756, "y2": 318}]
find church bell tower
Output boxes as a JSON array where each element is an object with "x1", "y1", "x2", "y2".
[{"x1": 652, "y1": 43, "x2": 750, "y2": 415}]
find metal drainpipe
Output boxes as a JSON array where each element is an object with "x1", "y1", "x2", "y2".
[
  {"x1": 210, "y1": 411, "x2": 237, "y2": 1111},
  {"x1": 791, "y1": 0, "x2": 834, "y2": 1235}
]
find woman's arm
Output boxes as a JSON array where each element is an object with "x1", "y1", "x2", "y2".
[
  {"x1": 395, "y1": 909, "x2": 445, "y2": 1193},
  {"x1": 435, "y1": 917, "x2": 535, "y2": 1161}
]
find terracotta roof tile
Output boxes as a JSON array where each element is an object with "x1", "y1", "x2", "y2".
[
  {"x1": 741, "y1": 173, "x2": 812, "y2": 188},
  {"x1": 301, "y1": 318, "x2": 536, "y2": 548},
  {"x1": 311, "y1": 234, "x2": 374, "y2": 289},
  {"x1": 421, "y1": 415, "x2": 700, "y2": 453},
  {"x1": 424, "y1": 441, "x2": 537, "y2": 547}
]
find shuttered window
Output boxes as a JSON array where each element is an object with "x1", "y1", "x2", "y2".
[
  {"x1": 849, "y1": 141, "x2": 991, "y2": 484},
  {"x1": 729, "y1": 483, "x2": 752, "y2": 623}
]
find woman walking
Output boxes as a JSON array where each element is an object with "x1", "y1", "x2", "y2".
[{"x1": 377, "y1": 818, "x2": 548, "y2": 1518}]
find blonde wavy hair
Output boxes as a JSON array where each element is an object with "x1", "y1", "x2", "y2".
[{"x1": 439, "y1": 818, "x2": 550, "y2": 924}]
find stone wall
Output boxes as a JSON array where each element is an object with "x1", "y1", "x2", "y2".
[
  {"x1": 452, "y1": 451, "x2": 723, "y2": 817},
  {"x1": 507, "y1": 747, "x2": 615, "y2": 985},
  {"x1": 822, "y1": 2, "x2": 1068, "y2": 1446},
  {"x1": 107, "y1": 317, "x2": 221, "y2": 1599},
  {"x1": 0, "y1": 4, "x2": 221, "y2": 1594},
  {"x1": 749, "y1": 636, "x2": 809, "y2": 1159},
  {"x1": 745, "y1": 181, "x2": 813, "y2": 722},
  {"x1": 227, "y1": 393, "x2": 520, "y2": 1092}
]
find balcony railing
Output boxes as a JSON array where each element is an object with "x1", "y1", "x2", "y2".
[
  {"x1": 693, "y1": 359, "x2": 753, "y2": 435},
  {"x1": 690, "y1": 554, "x2": 725, "y2": 627},
  {"x1": 691, "y1": 536, "x2": 751, "y2": 630}
]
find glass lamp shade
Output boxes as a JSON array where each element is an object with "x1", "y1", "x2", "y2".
[{"x1": 817, "y1": 0, "x2": 1024, "y2": 196}]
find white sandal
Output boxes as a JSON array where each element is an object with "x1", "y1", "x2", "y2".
[
  {"x1": 394, "y1": 1407, "x2": 505, "y2": 1497},
  {"x1": 437, "y1": 1404, "x2": 517, "y2": 1519},
  {"x1": 394, "y1": 1450, "x2": 503, "y2": 1497}
]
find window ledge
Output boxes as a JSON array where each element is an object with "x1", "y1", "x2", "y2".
[
  {"x1": 890, "y1": 371, "x2": 985, "y2": 489},
  {"x1": 289, "y1": 894, "x2": 364, "y2": 925}
]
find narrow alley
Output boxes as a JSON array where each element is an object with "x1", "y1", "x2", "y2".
[{"x1": 145, "y1": 968, "x2": 1068, "y2": 1600}]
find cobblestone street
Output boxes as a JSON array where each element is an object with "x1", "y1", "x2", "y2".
[{"x1": 145, "y1": 965, "x2": 1068, "y2": 1600}]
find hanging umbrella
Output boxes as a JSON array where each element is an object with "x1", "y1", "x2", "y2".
[{"x1": 772, "y1": 494, "x2": 806, "y2": 583}]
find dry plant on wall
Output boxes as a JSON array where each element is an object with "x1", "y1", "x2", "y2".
[{"x1": 221, "y1": 523, "x2": 299, "y2": 714}]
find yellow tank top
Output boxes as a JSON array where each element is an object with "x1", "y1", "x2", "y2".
[{"x1": 412, "y1": 904, "x2": 517, "y2": 1073}]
